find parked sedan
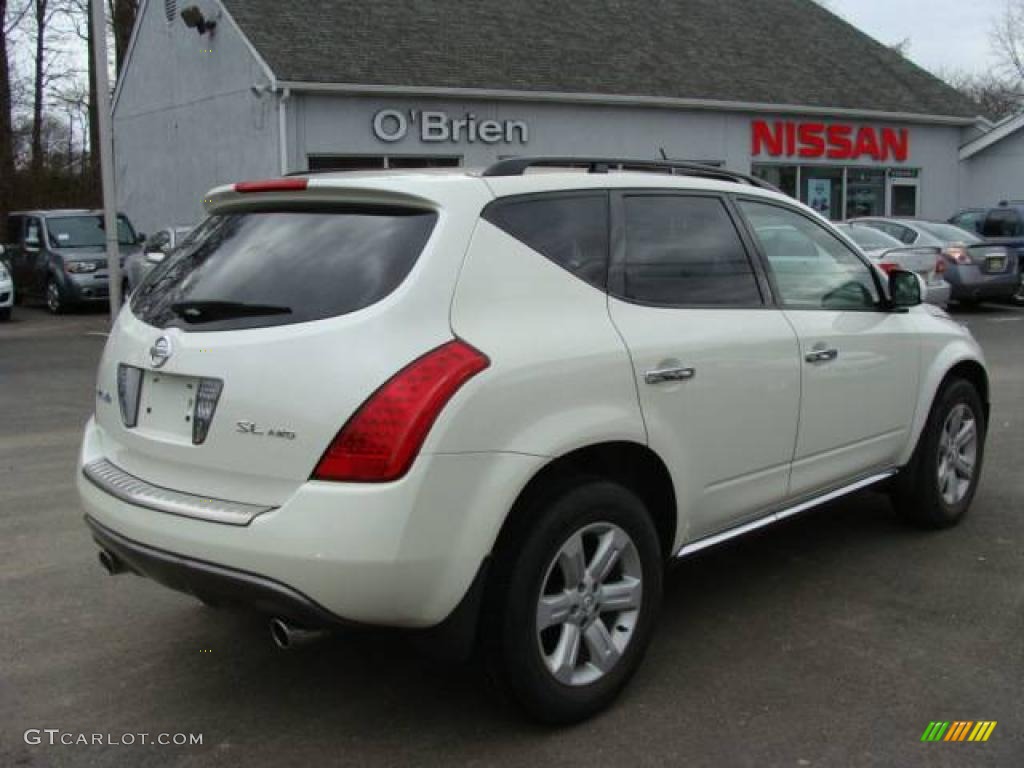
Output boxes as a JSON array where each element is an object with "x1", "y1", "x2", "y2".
[
  {"x1": 125, "y1": 226, "x2": 193, "y2": 295},
  {"x1": 835, "y1": 223, "x2": 950, "y2": 307},
  {"x1": 0, "y1": 245, "x2": 13, "y2": 321},
  {"x1": 851, "y1": 218, "x2": 1018, "y2": 305}
]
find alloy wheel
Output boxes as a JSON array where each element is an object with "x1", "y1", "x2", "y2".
[
  {"x1": 46, "y1": 281, "x2": 61, "y2": 313},
  {"x1": 937, "y1": 403, "x2": 977, "y2": 505},
  {"x1": 536, "y1": 522, "x2": 642, "y2": 687}
]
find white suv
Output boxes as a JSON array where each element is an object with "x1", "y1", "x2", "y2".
[{"x1": 78, "y1": 158, "x2": 989, "y2": 723}]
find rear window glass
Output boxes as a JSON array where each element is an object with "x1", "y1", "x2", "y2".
[
  {"x1": 483, "y1": 194, "x2": 609, "y2": 290},
  {"x1": 131, "y1": 208, "x2": 437, "y2": 332},
  {"x1": 916, "y1": 222, "x2": 982, "y2": 244},
  {"x1": 839, "y1": 225, "x2": 900, "y2": 250},
  {"x1": 981, "y1": 209, "x2": 1024, "y2": 238}
]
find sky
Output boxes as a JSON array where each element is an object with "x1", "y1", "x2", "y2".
[{"x1": 828, "y1": 0, "x2": 1002, "y2": 76}]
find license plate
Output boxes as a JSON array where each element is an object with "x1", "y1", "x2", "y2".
[
  {"x1": 135, "y1": 371, "x2": 200, "y2": 441},
  {"x1": 986, "y1": 256, "x2": 1007, "y2": 272}
]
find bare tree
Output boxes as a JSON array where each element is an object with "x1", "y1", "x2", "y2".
[
  {"x1": 1, "y1": 1, "x2": 30, "y2": 239},
  {"x1": 993, "y1": 0, "x2": 1024, "y2": 83},
  {"x1": 108, "y1": 0, "x2": 136, "y2": 75},
  {"x1": 30, "y1": 0, "x2": 48, "y2": 174},
  {"x1": 940, "y1": 68, "x2": 1024, "y2": 122},
  {"x1": 29, "y1": 0, "x2": 77, "y2": 175}
]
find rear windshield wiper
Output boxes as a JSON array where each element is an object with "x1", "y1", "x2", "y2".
[{"x1": 170, "y1": 301, "x2": 293, "y2": 323}]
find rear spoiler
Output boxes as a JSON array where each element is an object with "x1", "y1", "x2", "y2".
[{"x1": 876, "y1": 246, "x2": 942, "y2": 260}]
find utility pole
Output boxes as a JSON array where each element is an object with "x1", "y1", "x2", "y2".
[{"x1": 89, "y1": 0, "x2": 122, "y2": 321}]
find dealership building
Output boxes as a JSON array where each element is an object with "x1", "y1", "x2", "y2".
[{"x1": 114, "y1": 0, "x2": 1005, "y2": 233}]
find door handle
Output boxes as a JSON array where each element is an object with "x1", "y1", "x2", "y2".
[
  {"x1": 645, "y1": 366, "x2": 696, "y2": 385},
  {"x1": 805, "y1": 348, "x2": 839, "y2": 364}
]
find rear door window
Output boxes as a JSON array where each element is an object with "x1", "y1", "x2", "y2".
[
  {"x1": 482, "y1": 194, "x2": 609, "y2": 290},
  {"x1": 617, "y1": 195, "x2": 762, "y2": 306},
  {"x1": 131, "y1": 207, "x2": 437, "y2": 332}
]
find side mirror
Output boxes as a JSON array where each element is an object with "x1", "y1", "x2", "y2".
[
  {"x1": 145, "y1": 251, "x2": 167, "y2": 265},
  {"x1": 889, "y1": 269, "x2": 923, "y2": 308}
]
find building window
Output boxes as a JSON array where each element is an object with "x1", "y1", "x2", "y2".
[
  {"x1": 752, "y1": 164, "x2": 920, "y2": 220},
  {"x1": 307, "y1": 156, "x2": 461, "y2": 172},
  {"x1": 750, "y1": 165, "x2": 797, "y2": 199},
  {"x1": 801, "y1": 167, "x2": 843, "y2": 220}
]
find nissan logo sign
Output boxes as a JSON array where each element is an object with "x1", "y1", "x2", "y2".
[{"x1": 149, "y1": 336, "x2": 173, "y2": 368}]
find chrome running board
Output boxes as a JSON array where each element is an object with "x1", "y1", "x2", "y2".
[
  {"x1": 675, "y1": 470, "x2": 897, "y2": 559},
  {"x1": 83, "y1": 459, "x2": 275, "y2": 526}
]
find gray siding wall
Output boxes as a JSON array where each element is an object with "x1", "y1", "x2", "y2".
[
  {"x1": 960, "y1": 130, "x2": 1024, "y2": 209},
  {"x1": 293, "y1": 94, "x2": 964, "y2": 220},
  {"x1": 113, "y1": 0, "x2": 277, "y2": 234}
]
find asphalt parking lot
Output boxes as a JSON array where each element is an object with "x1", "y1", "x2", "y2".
[{"x1": 2, "y1": 302, "x2": 1022, "y2": 768}]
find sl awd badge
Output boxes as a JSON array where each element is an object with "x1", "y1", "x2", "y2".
[{"x1": 236, "y1": 421, "x2": 297, "y2": 440}]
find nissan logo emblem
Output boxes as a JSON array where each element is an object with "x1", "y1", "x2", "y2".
[{"x1": 150, "y1": 336, "x2": 173, "y2": 368}]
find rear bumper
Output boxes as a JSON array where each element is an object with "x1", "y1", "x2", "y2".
[
  {"x1": 78, "y1": 417, "x2": 543, "y2": 627},
  {"x1": 945, "y1": 266, "x2": 1019, "y2": 301},
  {"x1": 86, "y1": 515, "x2": 352, "y2": 628}
]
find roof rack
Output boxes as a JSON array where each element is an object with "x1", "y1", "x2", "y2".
[{"x1": 481, "y1": 156, "x2": 778, "y2": 191}]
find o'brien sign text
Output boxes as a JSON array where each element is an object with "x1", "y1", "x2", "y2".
[
  {"x1": 752, "y1": 120, "x2": 909, "y2": 162},
  {"x1": 373, "y1": 109, "x2": 529, "y2": 144}
]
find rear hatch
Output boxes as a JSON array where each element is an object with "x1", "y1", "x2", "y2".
[
  {"x1": 93, "y1": 182, "x2": 476, "y2": 507},
  {"x1": 967, "y1": 244, "x2": 1016, "y2": 275}
]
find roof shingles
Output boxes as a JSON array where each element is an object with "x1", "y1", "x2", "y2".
[{"x1": 223, "y1": 0, "x2": 978, "y2": 119}]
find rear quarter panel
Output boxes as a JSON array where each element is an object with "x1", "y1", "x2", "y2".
[{"x1": 436, "y1": 219, "x2": 646, "y2": 458}]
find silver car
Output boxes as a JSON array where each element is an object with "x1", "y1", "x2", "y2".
[
  {"x1": 851, "y1": 218, "x2": 1018, "y2": 306},
  {"x1": 836, "y1": 223, "x2": 950, "y2": 307},
  {"x1": 125, "y1": 226, "x2": 193, "y2": 294}
]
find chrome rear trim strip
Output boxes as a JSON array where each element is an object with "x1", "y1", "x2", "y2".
[
  {"x1": 676, "y1": 470, "x2": 897, "y2": 559},
  {"x1": 83, "y1": 459, "x2": 275, "y2": 526}
]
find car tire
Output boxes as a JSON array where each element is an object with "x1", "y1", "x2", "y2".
[
  {"x1": 484, "y1": 478, "x2": 663, "y2": 724},
  {"x1": 0, "y1": 307, "x2": 10, "y2": 321},
  {"x1": 891, "y1": 378, "x2": 986, "y2": 529},
  {"x1": 45, "y1": 278, "x2": 66, "y2": 315}
]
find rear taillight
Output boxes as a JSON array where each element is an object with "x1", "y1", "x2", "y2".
[
  {"x1": 312, "y1": 340, "x2": 489, "y2": 483},
  {"x1": 878, "y1": 262, "x2": 899, "y2": 274},
  {"x1": 944, "y1": 246, "x2": 972, "y2": 265},
  {"x1": 234, "y1": 178, "x2": 308, "y2": 193},
  {"x1": 192, "y1": 378, "x2": 224, "y2": 445},
  {"x1": 117, "y1": 364, "x2": 143, "y2": 428},
  {"x1": 935, "y1": 257, "x2": 947, "y2": 275}
]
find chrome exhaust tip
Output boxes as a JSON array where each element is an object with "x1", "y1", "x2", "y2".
[
  {"x1": 269, "y1": 618, "x2": 329, "y2": 650},
  {"x1": 98, "y1": 549, "x2": 128, "y2": 575}
]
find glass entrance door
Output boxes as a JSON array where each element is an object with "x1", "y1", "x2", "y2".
[{"x1": 889, "y1": 179, "x2": 919, "y2": 218}]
